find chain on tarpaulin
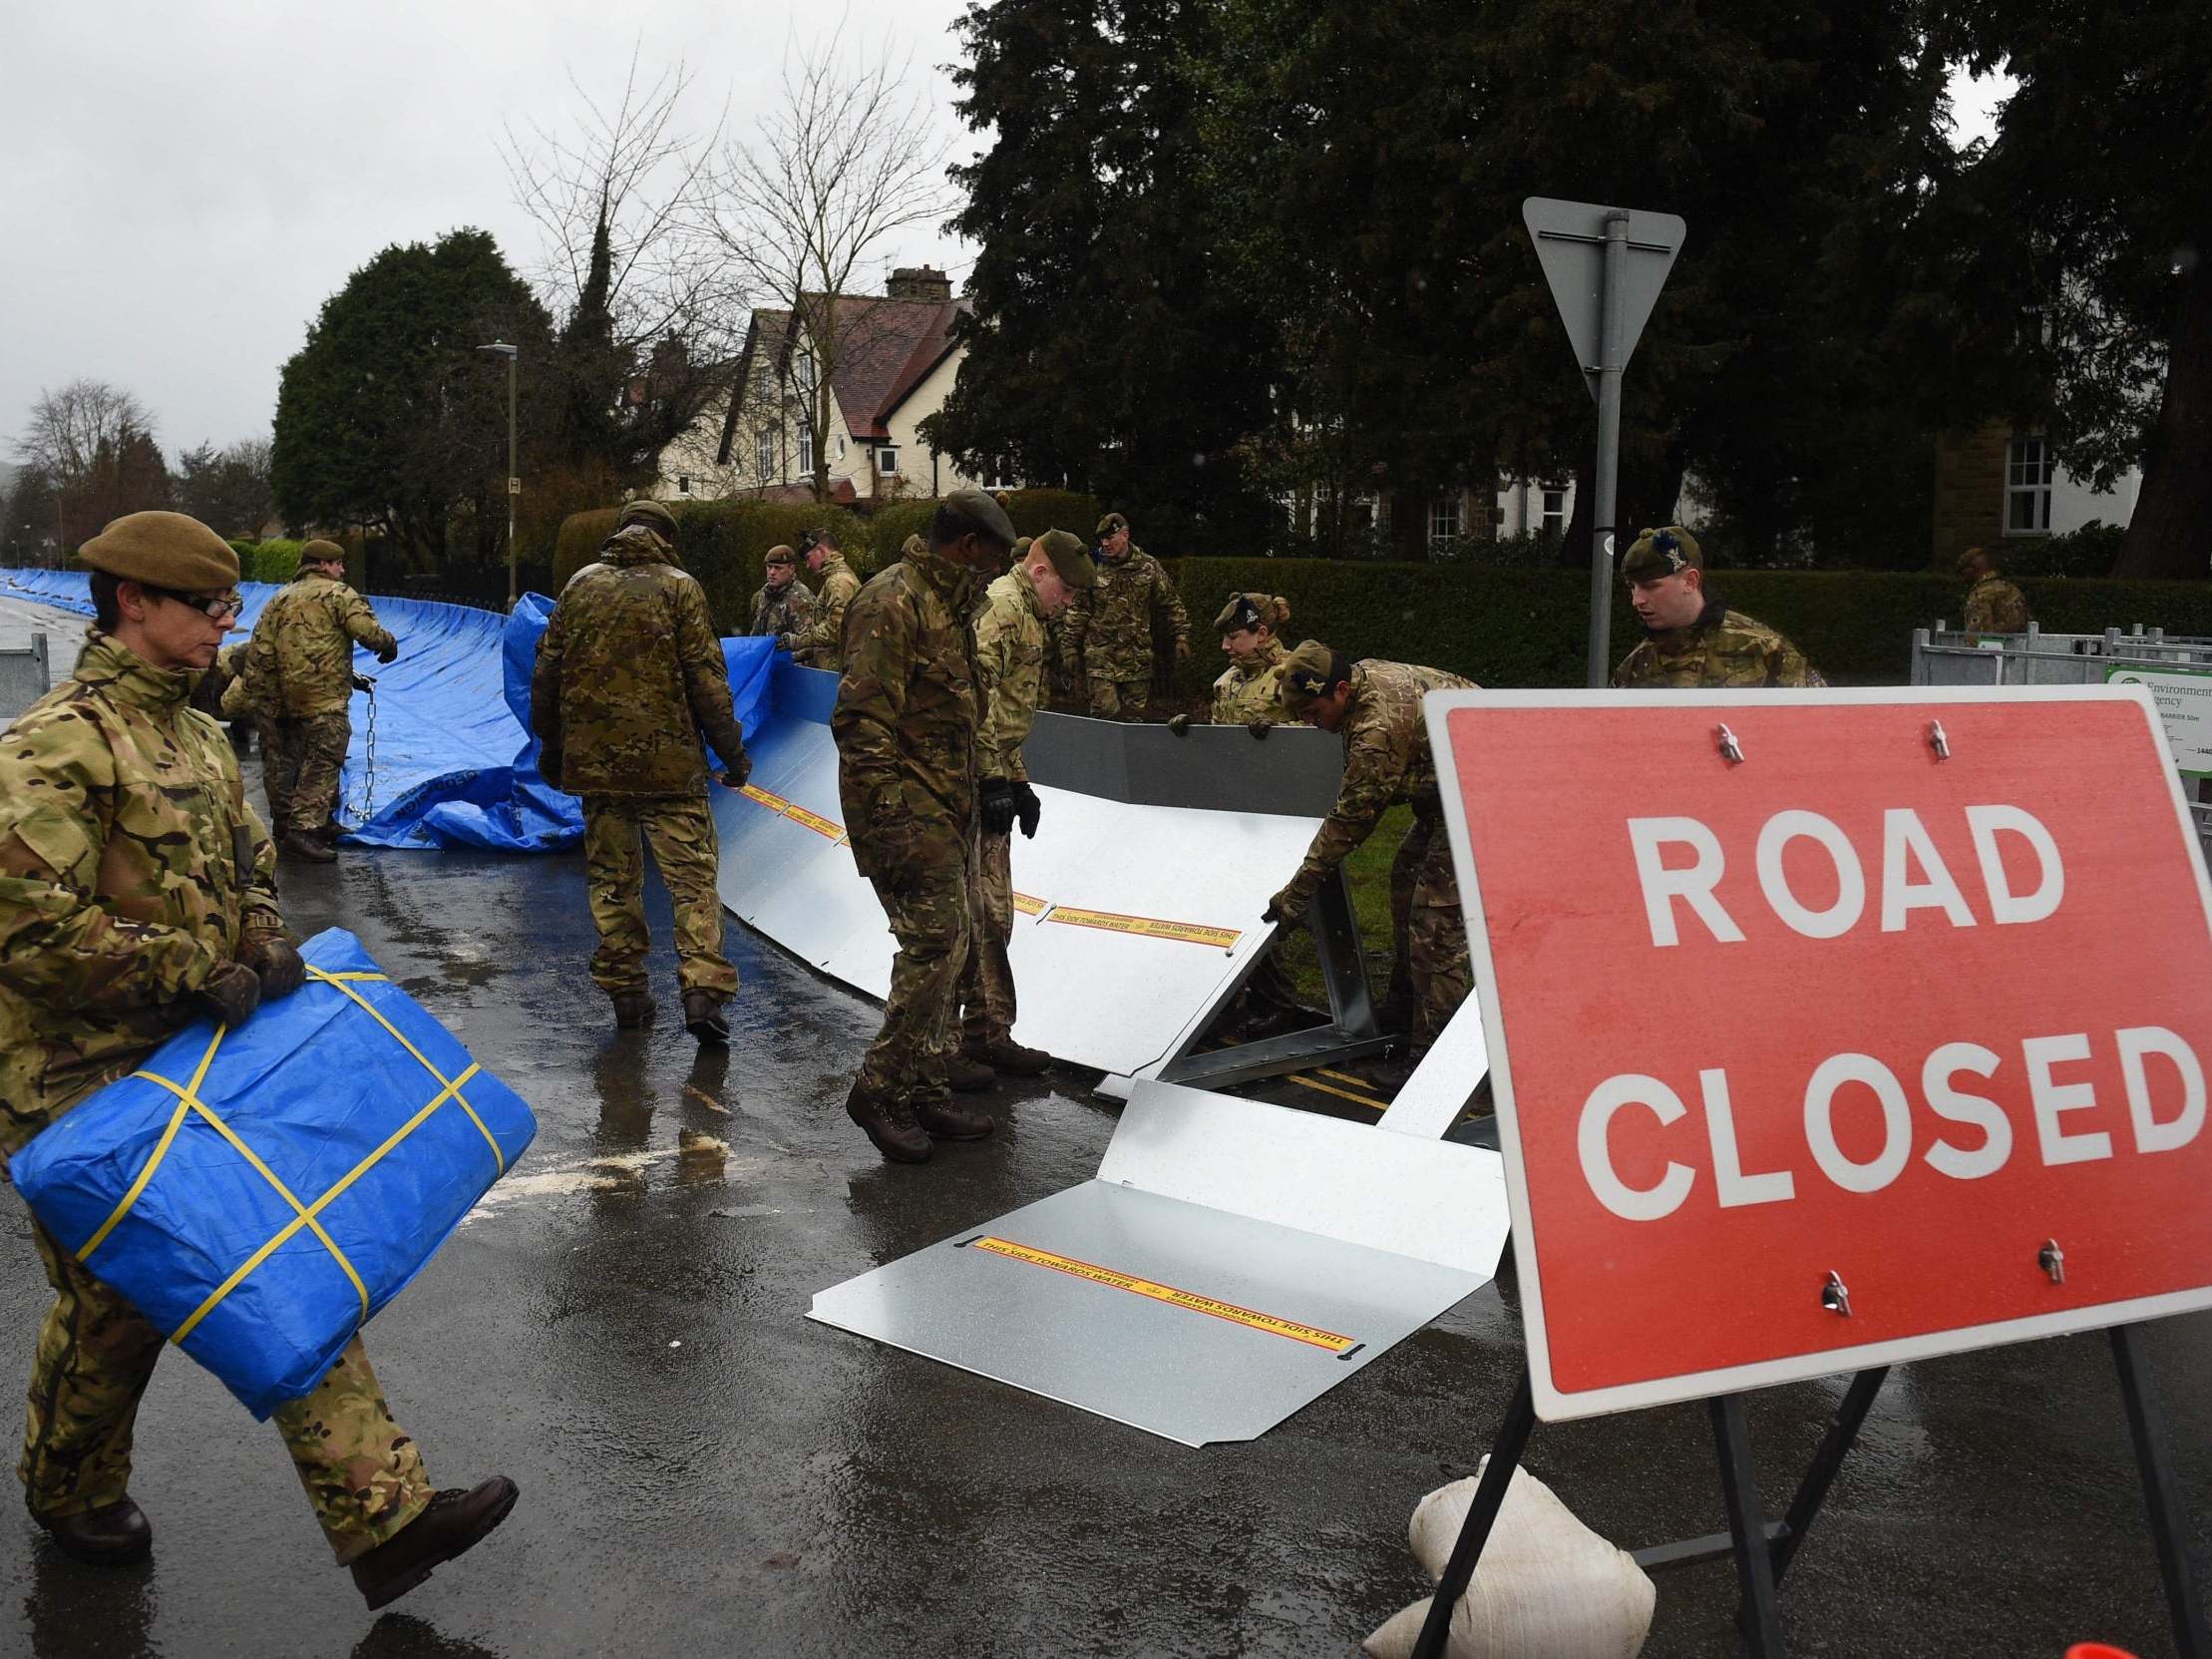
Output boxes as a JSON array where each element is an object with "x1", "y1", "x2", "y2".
[{"x1": 345, "y1": 677, "x2": 378, "y2": 825}]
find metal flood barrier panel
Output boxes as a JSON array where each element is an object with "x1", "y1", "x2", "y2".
[
  {"x1": 810, "y1": 1080, "x2": 1509, "y2": 1446},
  {"x1": 712, "y1": 661, "x2": 1355, "y2": 1081},
  {"x1": 0, "y1": 630, "x2": 49, "y2": 721}
]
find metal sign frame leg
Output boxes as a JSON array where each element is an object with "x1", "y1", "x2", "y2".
[
  {"x1": 2112, "y1": 1323, "x2": 2209, "y2": 1659},
  {"x1": 1711, "y1": 1394, "x2": 1786, "y2": 1653}
]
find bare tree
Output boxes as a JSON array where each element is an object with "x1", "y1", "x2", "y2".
[
  {"x1": 698, "y1": 23, "x2": 958, "y2": 503},
  {"x1": 502, "y1": 45, "x2": 742, "y2": 478},
  {"x1": 15, "y1": 380, "x2": 168, "y2": 551}
]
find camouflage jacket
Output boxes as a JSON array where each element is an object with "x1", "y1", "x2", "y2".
[
  {"x1": 750, "y1": 576, "x2": 815, "y2": 639},
  {"x1": 1211, "y1": 637, "x2": 1291, "y2": 725},
  {"x1": 1963, "y1": 576, "x2": 2031, "y2": 634},
  {"x1": 973, "y1": 568, "x2": 1048, "y2": 783},
  {"x1": 0, "y1": 630, "x2": 283, "y2": 1152},
  {"x1": 239, "y1": 570, "x2": 394, "y2": 716},
  {"x1": 1284, "y1": 659, "x2": 1475, "y2": 907},
  {"x1": 531, "y1": 526, "x2": 749, "y2": 799},
  {"x1": 789, "y1": 552, "x2": 861, "y2": 670},
  {"x1": 1612, "y1": 598, "x2": 1825, "y2": 689},
  {"x1": 832, "y1": 544, "x2": 978, "y2": 880},
  {"x1": 1062, "y1": 547, "x2": 1187, "y2": 681}
]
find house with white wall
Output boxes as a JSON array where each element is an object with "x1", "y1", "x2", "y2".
[{"x1": 654, "y1": 266, "x2": 991, "y2": 505}]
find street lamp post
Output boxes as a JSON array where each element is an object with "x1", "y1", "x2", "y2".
[{"x1": 476, "y1": 341, "x2": 520, "y2": 610}]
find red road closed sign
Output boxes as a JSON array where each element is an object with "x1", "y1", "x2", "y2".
[{"x1": 1427, "y1": 685, "x2": 2212, "y2": 1422}]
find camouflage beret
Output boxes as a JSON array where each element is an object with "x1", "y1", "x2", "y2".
[
  {"x1": 1031, "y1": 528, "x2": 1098, "y2": 590},
  {"x1": 78, "y1": 511, "x2": 238, "y2": 592},
  {"x1": 1279, "y1": 639, "x2": 1350, "y2": 709},
  {"x1": 1619, "y1": 526, "x2": 1702, "y2": 580},
  {"x1": 1097, "y1": 511, "x2": 1129, "y2": 538},
  {"x1": 764, "y1": 544, "x2": 797, "y2": 567},
  {"x1": 617, "y1": 498, "x2": 678, "y2": 539},
  {"x1": 943, "y1": 488, "x2": 1017, "y2": 547},
  {"x1": 298, "y1": 538, "x2": 347, "y2": 571}
]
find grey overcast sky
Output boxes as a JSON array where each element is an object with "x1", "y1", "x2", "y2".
[
  {"x1": 0, "y1": 4, "x2": 2012, "y2": 466},
  {"x1": 0, "y1": 0, "x2": 976, "y2": 462}
]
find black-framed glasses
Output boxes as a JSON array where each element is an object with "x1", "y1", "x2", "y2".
[{"x1": 144, "y1": 585, "x2": 243, "y2": 622}]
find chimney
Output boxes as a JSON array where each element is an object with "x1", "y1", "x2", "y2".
[{"x1": 887, "y1": 264, "x2": 953, "y2": 303}]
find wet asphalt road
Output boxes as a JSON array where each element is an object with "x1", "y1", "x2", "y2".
[{"x1": 1, "y1": 659, "x2": 2209, "y2": 1655}]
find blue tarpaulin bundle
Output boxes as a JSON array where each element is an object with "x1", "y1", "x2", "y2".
[
  {"x1": 10, "y1": 928, "x2": 537, "y2": 1419},
  {"x1": 0, "y1": 570, "x2": 779, "y2": 853}
]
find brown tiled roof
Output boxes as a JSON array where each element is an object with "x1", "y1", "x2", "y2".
[{"x1": 713, "y1": 293, "x2": 968, "y2": 466}]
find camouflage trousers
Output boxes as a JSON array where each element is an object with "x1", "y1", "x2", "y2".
[
  {"x1": 19, "y1": 1221, "x2": 431, "y2": 1565},
  {"x1": 1085, "y1": 675, "x2": 1152, "y2": 722},
  {"x1": 955, "y1": 826, "x2": 1017, "y2": 1049},
  {"x1": 581, "y1": 794, "x2": 738, "y2": 999},
  {"x1": 256, "y1": 710, "x2": 350, "y2": 836},
  {"x1": 1389, "y1": 809, "x2": 1471, "y2": 1057},
  {"x1": 860, "y1": 852, "x2": 971, "y2": 1104}
]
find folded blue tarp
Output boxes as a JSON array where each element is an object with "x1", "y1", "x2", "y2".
[
  {"x1": 0, "y1": 569, "x2": 779, "y2": 854},
  {"x1": 10, "y1": 928, "x2": 538, "y2": 1419}
]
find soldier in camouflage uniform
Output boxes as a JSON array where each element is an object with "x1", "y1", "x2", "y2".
[
  {"x1": 1959, "y1": 546, "x2": 2032, "y2": 634},
  {"x1": 533, "y1": 499, "x2": 753, "y2": 1043},
  {"x1": 1612, "y1": 527, "x2": 1826, "y2": 688},
  {"x1": 229, "y1": 539, "x2": 396, "y2": 864},
  {"x1": 0, "y1": 512, "x2": 515, "y2": 1606},
  {"x1": 1269, "y1": 641, "x2": 1477, "y2": 1061},
  {"x1": 749, "y1": 544, "x2": 815, "y2": 638},
  {"x1": 948, "y1": 530, "x2": 1096, "y2": 1085},
  {"x1": 784, "y1": 528, "x2": 861, "y2": 671},
  {"x1": 1060, "y1": 512, "x2": 1189, "y2": 720},
  {"x1": 832, "y1": 492, "x2": 1017, "y2": 1163}
]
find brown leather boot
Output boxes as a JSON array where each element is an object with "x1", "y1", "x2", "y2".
[
  {"x1": 279, "y1": 828, "x2": 337, "y2": 864},
  {"x1": 681, "y1": 989, "x2": 730, "y2": 1045},
  {"x1": 846, "y1": 1079, "x2": 932, "y2": 1163},
  {"x1": 37, "y1": 1497, "x2": 152, "y2": 1565},
  {"x1": 350, "y1": 1476, "x2": 520, "y2": 1611},
  {"x1": 610, "y1": 991, "x2": 655, "y2": 1030},
  {"x1": 944, "y1": 1050, "x2": 995, "y2": 1091},
  {"x1": 914, "y1": 1093, "x2": 994, "y2": 1141},
  {"x1": 982, "y1": 1037, "x2": 1051, "y2": 1075}
]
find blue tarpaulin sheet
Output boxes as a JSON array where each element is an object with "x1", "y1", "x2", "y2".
[
  {"x1": 10, "y1": 929, "x2": 538, "y2": 1419},
  {"x1": 0, "y1": 570, "x2": 778, "y2": 853}
]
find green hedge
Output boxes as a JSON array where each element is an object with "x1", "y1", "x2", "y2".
[
  {"x1": 865, "y1": 489, "x2": 1103, "y2": 567},
  {"x1": 1159, "y1": 559, "x2": 2212, "y2": 693},
  {"x1": 553, "y1": 501, "x2": 870, "y2": 632}
]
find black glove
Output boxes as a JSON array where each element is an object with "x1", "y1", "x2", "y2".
[
  {"x1": 717, "y1": 749, "x2": 753, "y2": 789},
  {"x1": 1012, "y1": 781, "x2": 1041, "y2": 839},
  {"x1": 1246, "y1": 720, "x2": 1271, "y2": 739},
  {"x1": 375, "y1": 640, "x2": 399, "y2": 665},
  {"x1": 245, "y1": 937, "x2": 306, "y2": 1002},
  {"x1": 1167, "y1": 713, "x2": 1192, "y2": 736},
  {"x1": 979, "y1": 777, "x2": 1017, "y2": 837},
  {"x1": 198, "y1": 961, "x2": 262, "y2": 1028}
]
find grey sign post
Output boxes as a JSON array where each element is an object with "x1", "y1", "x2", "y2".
[{"x1": 1522, "y1": 200, "x2": 1686, "y2": 686}]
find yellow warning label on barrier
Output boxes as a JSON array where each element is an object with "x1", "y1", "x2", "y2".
[
  {"x1": 1043, "y1": 906, "x2": 1240, "y2": 950},
  {"x1": 970, "y1": 1236, "x2": 1355, "y2": 1354},
  {"x1": 1011, "y1": 892, "x2": 1047, "y2": 916},
  {"x1": 740, "y1": 784, "x2": 845, "y2": 842}
]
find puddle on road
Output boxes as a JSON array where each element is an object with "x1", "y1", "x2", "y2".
[{"x1": 460, "y1": 1136, "x2": 772, "y2": 1224}]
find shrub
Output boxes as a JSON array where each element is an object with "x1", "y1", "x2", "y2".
[
  {"x1": 1995, "y1": 521, "x2": 2128, "y2": 581},
  {"x1": 552, "y1": 500, "x2": 869, "y2": 632},
  {"x1": 247, "y1": 539, "x2": 305, "y2": 584}
]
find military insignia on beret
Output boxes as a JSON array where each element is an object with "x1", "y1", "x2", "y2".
[
  {"x1": 1288, "y1": 667, "x2": 1324, "y2": 695},
  {"x1": 1653, "y1": 530, "x2": 1686, "y2": 572}
]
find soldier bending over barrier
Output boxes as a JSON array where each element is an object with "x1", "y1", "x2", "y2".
[
  {"x1": 0, "y1": 512, "x2": 515, "y2": 1608},
  {"x1": 832, "y1": 492, "x2": 1018, "y2": 1163},
  {"x1": 533, "y1": 498, "x2": 753, "y2": 1042}
]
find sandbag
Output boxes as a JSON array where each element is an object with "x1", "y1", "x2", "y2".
[
  {"x1": 10, "y1": 927, "x2": 537, "y2": 1419},
  {"x1": 1363, "y1": 1459, "x2": 1655, "y2": 1659}
]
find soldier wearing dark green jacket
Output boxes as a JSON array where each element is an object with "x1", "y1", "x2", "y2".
[
  {"x1": 0, "y1": 512, "x2": 515, "y2": 1606},
  {"x1": 1612, "y1": 527, "x2": 1825, "y2": 689},
  {"x1": 532, "y1": 500, "x2": 753, "y2": 1042},
  {"x1": 831, "y1": 492, "x2": 1016, "y2": 1163}
]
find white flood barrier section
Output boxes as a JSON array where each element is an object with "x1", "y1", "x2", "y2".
[
  {"x1": 712, "y1": 662, "x2": 1355, "y2": 1079},
  {"x1": 810, "y1": 1081, "x2": 1509, "y2": 1446}
]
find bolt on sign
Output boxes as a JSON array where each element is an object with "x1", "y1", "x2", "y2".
[{"x1": 1425, "y1": 685, "x2": 2212, "y2": 1422}]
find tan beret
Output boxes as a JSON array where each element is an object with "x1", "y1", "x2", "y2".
[
  {"x1": 1279, "y1": 639, "x2": 1349, "y2": 709},
  {"x1": 79, "y1": 511, "x2": 238, "y2": 592},
  {"x1": 298, "y1": 539, "x2": 346, "y2": 571},
  {"x1": 764, "y1": 544, "x2": 797, "y2": 567}
]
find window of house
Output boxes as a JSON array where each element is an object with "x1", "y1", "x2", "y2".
[
  {"x1": 2006, "y1": 435, "x2": 2053, "y2": 534},
  {"x1": 797, "y1": 425, "x2": 815, "y2": 476},
  {"x1": 1427, "y1": 495, "x2": 1463, "y2": 550},
  {"x1": 1541, "y1": 487, "x2": 1568, "y2": 539},
  {"x1": 794, "y1": 352, "x2": 817, "y2": 398},
  {"x1": 878, "y1": 446, "x2": 901, "y2": 477},
  {"x1": 755, "y1": 429, "x2": 774, "y2": 479},
  {"x1": 835, "y1": 436, "x2": 847, "y2": 461},
  {"x1": 677, "y1": 476, "x2": 691, "y2": 496}
]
